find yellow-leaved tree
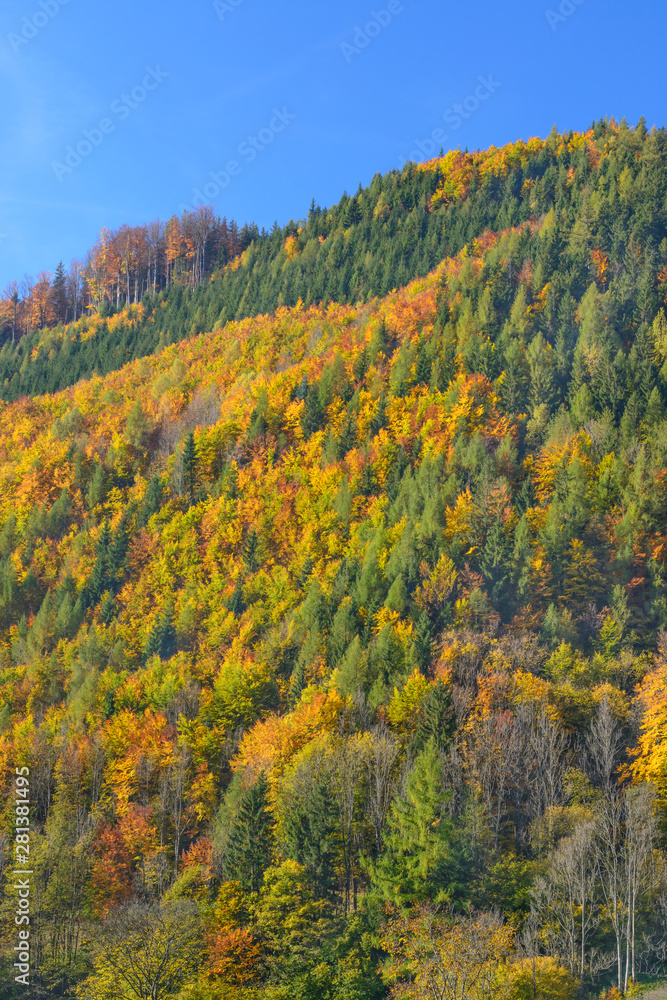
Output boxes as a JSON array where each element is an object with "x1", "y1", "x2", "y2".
[
  {"x1": 381, "y1": 904, "x2": 515, "y2": 1000},
  {"x1": 76, "y1": 901, "x2": 200, "y2": 1000}
]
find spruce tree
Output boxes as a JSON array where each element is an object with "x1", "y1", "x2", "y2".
[
  {"x1": 369, "y1": 740, "x2": 456, "y2": 907},
  {"x1": 145, "y1": 601, "x2": 177, "y2": 660},
  {"x1": 224, "y1": 773, "x2": 274, "y2": 893},
  {"x1": 90, "y1": 520, "x2": 112, "y2": 601},
  {"x1": 243, "y1": 529, "x2": 260, "y2": 573},
  {"x1": 300, "y1": 386, "x2": 323, "y2": 438},
  {"x1": 182, "y1": 431, "x2": 197, "y2": 499},
  {"x1": 415, "y1": 680, "x2": 456, "y2": 753},
  {"x1": 284, "y1": 779, "x2": 337, "y2": 899},
  {"x1": 52, "y1": 261, "x2": 68, "y2": 323}
]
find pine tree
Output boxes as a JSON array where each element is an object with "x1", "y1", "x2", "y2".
[{"x1": 224, "y1": 773, "x2": 274, "y2": 893}]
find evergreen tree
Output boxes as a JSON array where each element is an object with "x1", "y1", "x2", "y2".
[
  {"x1": 301, "y1": 385, "x2": 323, "y2": 438},
  {"x1": 52, "y1": 261, "x2": 68, "y2": 323},
  {"x1": 369, "y1": 741, "x2": 458, "y2": 907},
  {"x1": 182, "y1": 431, "x2": 198, "y2": 499},
  {"x1": 283, "y1": 779, "x2": 337, "y2": 899},
  {"x1": 87, "y1": 461, "x2": 106, "y2": 512},
  {"x1": 414, "y1": 680, "x2": 456, "y2": 753},
  {"x1": 225, "y1": 578, "x2": 245, "y2": 617},
  {"x1": 224, "y1": 773, "x2": 274, "y2": 893},
  {"x1": 90, "y1": 520, "x2": 112, "y2": 601},
  {"x1": 145, "y1": 600, "x2": 177, "y2": 660},
  {"x1": 243, "y1": 529, "x2": 260, "y2": 573}
]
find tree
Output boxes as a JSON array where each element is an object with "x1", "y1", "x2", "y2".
[
  {"x1": 370, "y1": 741, "x2": 456, "y2": 907},
  {"x1": 52, "y1": 261, "x2": 68, "y2": 322},
  {"x1": 145, "y1": 601, "x2": 177, "y2": 661},
  {"x1": 531, "y1": 820, "x2": 599, "y2": 985},
  {"x1": 623, "y1": 783, "x2": 662, "y2": 988},
  {"x1": 0, "y1": 281, "x2": 20, "y2": 342},
  {"x1": 254, "y1": 858, "x2": 337, "y2": 966},
  {"x1": 224, "y1": 773, "x2": 274, "y2": 894},
  {"x1": 182, "y1": 431, "x2": 198, "y2": 499},
  {"x1": 126, "y1": 400, "x2": 151, "y2": 451},
  {"x1": 381, "y1": 905, "x2": 515, "y2": 1000},
  {"x1": 283, "y1": 772, "x2": 338, "y2": 900},
  {"x1": 75, "y1": 901, "x2": 200, "y2": 1000},
  {"x1": 362, "y1": 727, "x2": 401, "y2": 858}
]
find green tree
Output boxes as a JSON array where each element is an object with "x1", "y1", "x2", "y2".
[
  {"x1": 52, "y1": 260, "x2": 68, "y2": 323},
  {"x1": 182, "y1": 431, "x2": 198, "y2": 498},
  {"x1": 145, "y1": 600, "x2": 177, "y2": 660},
  {"x1": 369, "y1": 741, "x2": 457, "y2": 907},
  {"x1": 284, "y1": 778, "x2": 338, "y2": 900},
  {"x1": 224, "y1": 773, "x2": 275, "y2": 893}
]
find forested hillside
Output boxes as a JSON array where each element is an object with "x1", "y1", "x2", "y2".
[
  {"x1": 1, "y1": 118, "x2": 667, "y2": 999},
  {"x1": 2, "y1": 115, "x2": 664, "y2": 401}
]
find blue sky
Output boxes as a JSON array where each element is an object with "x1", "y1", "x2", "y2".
[{"x1": 0, "y1": 0, "x2": 665, "y2": 287}]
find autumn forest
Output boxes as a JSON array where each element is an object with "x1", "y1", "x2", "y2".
[{"x1": 1, "y1": 117, "x2": 667, "y2": 1000}]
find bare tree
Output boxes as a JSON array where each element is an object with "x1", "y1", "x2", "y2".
[
  {"x1": 462, "y1": 710, "x2": 522, "y2": 849},
  {"x1": 362, "y1": 726, "x2": 401, "y2": 857},
  {"x1": 168, "y1": 746, "x2": 191, "y2": 878},
  {"x1": 524, "y1": 704, "x2": 569, "y2": 835},
  {"x1": 623, "y1": 783, "x2": 662, "y2": 988},
  {"x1": 586, "y1": 697, "x2": 625, "y2": 794},
  {"x1": 597, "y1": 787, "x2": 626, "y2": 991},
  {"x1": 532, "y1": 819, "x2": 599, "y2": 983}
]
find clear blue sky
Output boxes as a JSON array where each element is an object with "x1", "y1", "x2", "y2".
[{"x1": 0, "y1": 0, "x2": 665, "y2": 287}]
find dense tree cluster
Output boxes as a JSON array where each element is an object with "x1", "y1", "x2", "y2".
[{"x1": 0, "y1": 118, "x2": 666, "y2": 998}]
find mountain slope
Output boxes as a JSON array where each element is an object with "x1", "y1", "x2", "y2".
[
  {"x1": 3, "y1": 117, "x2": 666, "y2": 401},
  {"x1": 0, "y1": 119, "x2": 667, "y2": 999}
]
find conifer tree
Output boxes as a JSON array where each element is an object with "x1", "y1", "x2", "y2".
[
  {"x1": 369, "y1": 740, "x2": 457, "y2": 907},
  {"x1": 224, "y1": 773, "x2": 274, "y2": 893},
  {"x1": 182, "y1": 431, "x2": 197, "y2": 499},
  {"x1": 90, "y1": 520, "x2": 112, "y2": 601},
  {"x1": 145, "y1": 600, "x2": 177, "y2": 660},
  {"x1": 415, "y1": 680, "x2": 456, "y2": 753},
  {"x1": 52, "y1": 261, "x2": 68, "y2": 323},
  {"x1": 284, "y1": 779, "x2": 337, "y2": 900}
]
